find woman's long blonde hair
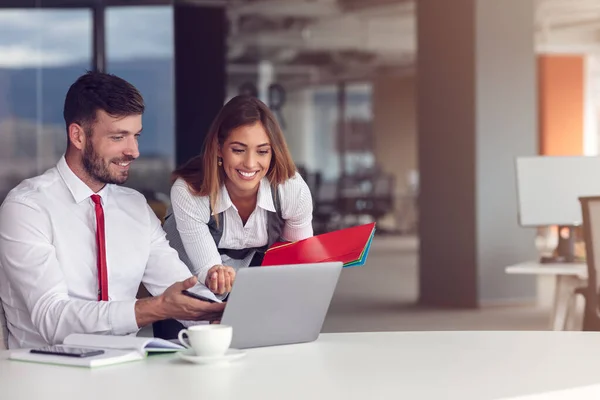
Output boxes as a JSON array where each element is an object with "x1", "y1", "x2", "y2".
[{"x1": 172, "y1": 95, "x2": 297, "y2": 213}]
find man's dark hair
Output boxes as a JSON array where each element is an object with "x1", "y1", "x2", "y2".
[{"x1": 63, "y1": 71, "x2": 145, "y2": 137}]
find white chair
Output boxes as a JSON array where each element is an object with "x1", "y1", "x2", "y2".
[{"x1": 0, "y1": 301, "x2": 7, "y2": 350}]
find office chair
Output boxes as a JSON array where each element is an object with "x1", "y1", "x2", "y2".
[
  {"x1": 0, "y1": 301, "x2": 8, "y2": 350},
  {"x1": 576, "y1": 196, "x2": 600, "y2": 330}
]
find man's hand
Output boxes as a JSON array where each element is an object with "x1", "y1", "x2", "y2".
[
  {"x1": 135, "y1": 277, "x2": 225, "y2": 327},
  {"x1": 205, "y1": 265, "x2": 236, "y2": 295}
]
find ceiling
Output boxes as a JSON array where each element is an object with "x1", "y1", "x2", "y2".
[
  {"x1": 1, "y1": 0, "x2": 599, "y2": 86},
  {"x1": 225, "y1": 0, "x2": 600, "y2": 86}
]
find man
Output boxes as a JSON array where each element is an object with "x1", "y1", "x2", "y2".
[{"x1": 0, "y1": 71, "x2": 224, "y2": 349}]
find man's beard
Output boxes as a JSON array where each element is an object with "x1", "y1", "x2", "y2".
[{"x1": 82, "y1": 140, "x2": 133, "y2": 185}]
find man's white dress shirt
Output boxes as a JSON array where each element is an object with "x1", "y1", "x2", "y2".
[
  {"x1": 165, "y1": 173, "x2": 313, "y2": 284},
  {"x1": 0, "y1": 156, "x2": 192, "y2": 349}
]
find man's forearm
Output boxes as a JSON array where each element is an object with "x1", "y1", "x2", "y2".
[
  {"x1": 28, "y1": 297, "x2": 139, "y2": 345},
  {"x1": 134, "y1": 296, "x2": 166, "y2": 328}
]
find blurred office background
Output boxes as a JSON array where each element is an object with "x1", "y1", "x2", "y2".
[{"x1": 2, "y1": 0, "x2": 600, "y2": 332}]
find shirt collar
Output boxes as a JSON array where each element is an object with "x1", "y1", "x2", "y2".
[
  {"x1": 56, "y1": 155, "x2": 110, "y2": 205},
  {"x1": 256, "y1": 178, "x2": 276, "y2": 213},
  {"x1": 214, "y1": 178, "x2": 275, "y2": 214},
  {"x1": 214, "y1": 185, "x2": 234, "y2": 215}
]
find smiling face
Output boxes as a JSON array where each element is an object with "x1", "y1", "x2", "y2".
[
  {"x1": 218, "y1": 121, "x2": 272, "y2": 196},
  {"x1": 71, "y1": 109, "x2": 142, "y2": 188}
]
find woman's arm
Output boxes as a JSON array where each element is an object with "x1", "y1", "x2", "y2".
[
  {"x1": 280, "y1": 173, "x2": 314, "y2": 241},
  {"x1": 170, "y1": 180, "x2": 223, "y2": 285}
]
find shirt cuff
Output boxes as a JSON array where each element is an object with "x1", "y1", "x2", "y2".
[
  {"x1": 109, "y1": 300, "x2": 139, "y2": 335},
  {"x1": 283, "y1": 223, "x2": 313, "y2": 242},
  {"x1": 197, "y1": 269, "x2": 209, "y2": 287}
]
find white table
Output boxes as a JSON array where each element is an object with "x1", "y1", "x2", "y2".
[
  {"x1": 3, "y1": 331, "x2": 600, "y2": 400},
  {"x1": 506, "y1": 261, "x2": 587, "y2": 331}
]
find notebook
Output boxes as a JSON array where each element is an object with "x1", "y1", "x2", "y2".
[
  {"x1": 9, "y1": 334, "x2": 185, "y2": 368},
  {"x1": 261, "y1": 222, "x2": 376, "y2": 267},
  {"x1": 63, "y1": 333, "x2": 184, "y2": 355}
]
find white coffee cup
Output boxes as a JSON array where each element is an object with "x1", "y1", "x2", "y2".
[{"x1": 178, "y1": 325, "x2": 233, "y2": 357}]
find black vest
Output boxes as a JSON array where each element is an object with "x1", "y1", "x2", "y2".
[
  {"x1": 165, "y1": 185, "x2": 285, "y2": 267},
  {"x1": 209, "y1": 184, "x2": 284, "y2": 266}
]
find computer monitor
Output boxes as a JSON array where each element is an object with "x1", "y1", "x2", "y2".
[{"x1": 515, "y1": 156, "x2": 600, "y2": 262}]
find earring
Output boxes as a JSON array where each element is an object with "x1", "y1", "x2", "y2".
[{"x1": 217, "y1": 157, "x2": 223, "y2": 167}]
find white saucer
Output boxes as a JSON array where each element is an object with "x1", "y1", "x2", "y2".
[{"x1": 176, "y1": 349, "x2": 246, "y2": 365}]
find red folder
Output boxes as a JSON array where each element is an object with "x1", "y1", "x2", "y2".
[{"x1": 261, "y1": 222, "x2": 376, "y2": 267}]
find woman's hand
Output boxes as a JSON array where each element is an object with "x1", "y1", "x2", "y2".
[{"x1": 205, "y1": 265, "x2": 236, "y2": 295}]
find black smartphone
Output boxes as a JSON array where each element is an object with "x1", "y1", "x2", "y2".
[
  {"x1": 181, "y1": 289, "x2": 217, "y2": 303},
  {"x1": 30, "y1": 345, "x2": 105, "y2": 358}
]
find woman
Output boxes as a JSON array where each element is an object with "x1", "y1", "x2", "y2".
[{"x1": 164, "y1": 95, "x2": 314, "y2": 297}]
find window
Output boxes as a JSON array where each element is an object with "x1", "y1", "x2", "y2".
[
  {"x1": 106, "y1": 6, "x2": 174, "y2": 199},
  {"x1": 0, "y1": 8, "x2": 92, "y2": 202}
]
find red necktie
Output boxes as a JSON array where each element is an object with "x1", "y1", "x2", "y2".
[{"x1": 91, "y1": 194, "x2": 109, "y2": 301}]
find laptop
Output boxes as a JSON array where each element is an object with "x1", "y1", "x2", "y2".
[{"x1": 220, "y1": 262, "x2": 343, "y2": 349}]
